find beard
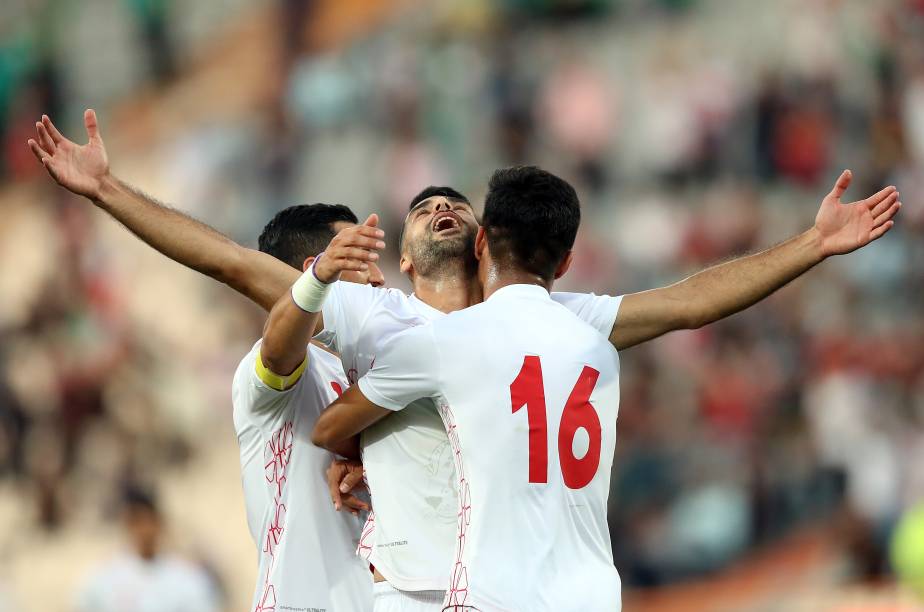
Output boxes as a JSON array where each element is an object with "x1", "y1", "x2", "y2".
[{"x1": 406, "y1": 227, "x2": 477, "y2": 278}]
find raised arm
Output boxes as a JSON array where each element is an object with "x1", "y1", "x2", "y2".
[
  {"x1": 28, "y1": 110, "x2": 296, "y2": 311},
  {"x1": 260, "y1": 214, "x2": 385, "y2": 377},
  {"x1": 610, "y1": 170, "x2": 901, "y2": 350}
]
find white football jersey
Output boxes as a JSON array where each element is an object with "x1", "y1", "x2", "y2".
[
  {"x1": 358, "y1": 284, "x2": 622, "y2": 612},
  {"x1": 317, "y1": 282, "x2": 621, "y2": 593},
  {"x1": 232, "y1": 341, "x2": 372, "y2": 612}
]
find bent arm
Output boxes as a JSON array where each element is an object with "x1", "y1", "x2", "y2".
[
  {"x1": 95, "y1": 175, "x2": 297, "y2": 311},
  {"x1": 611, "y1": 228, "x2": 823, "y2": 349},
  {"x1": 312, "y1": 385, "x2": 392, "y2": 452}
]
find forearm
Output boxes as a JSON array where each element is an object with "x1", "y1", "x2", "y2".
[
  {"x1": 94, "y1": 174, "x2": 297, "y2": 310},
  {"x1": 612, "y1": 228, "x2": 825, "y2": 350},
  {"x1": 326, "y1": 435, "x2": 361, "y2": 461},
  {"x1": 675, "y1": 227, "x2": 825, "y2": 328},
  {"x1": 261, "y1": 296, "x2": 320, "y2": 376}
]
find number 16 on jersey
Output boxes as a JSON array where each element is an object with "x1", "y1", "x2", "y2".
[{"x1": 510, "y1": 355, "x2": 602, "y2": 489}]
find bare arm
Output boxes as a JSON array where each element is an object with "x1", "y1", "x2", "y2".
[
  {"x1": 260, "y1": 214, "x2": 385, "y2": 376},
  {"x1": 311, "y1": 385, "x2": 393, "y2": 452},
  {"x1": 28, "y1": 110, "x2": 297, "y2": 311},
  {"x1": 610, "y1": 170, "x2": 901, "y2": 350}
]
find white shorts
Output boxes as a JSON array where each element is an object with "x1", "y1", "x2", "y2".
[{"x1": 372, "y1": 582, "x2": 445, "y2": 612}]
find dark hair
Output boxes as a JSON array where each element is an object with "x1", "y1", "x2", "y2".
[
  {"x1": 482, "y1": 166, "x2": 580, "y2": 279},
  {"x1": 258, "y1": 204, "x2": 358, "y2": 269},
  {"x1": 408, "y1": 186, "x2": 470, "y2": 211},
  {"x1": 122, "y1": 485, "x2": 159, "y2": 516}
]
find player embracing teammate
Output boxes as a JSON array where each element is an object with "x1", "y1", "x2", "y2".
[{"x1": 29, "y1": 111, "x2": 901, "y2": 612}]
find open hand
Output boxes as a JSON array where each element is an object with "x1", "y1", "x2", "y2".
[
  {"x1": 814, "y1": 170, "x2": 901, "y2": 257},
  {"x1": 28, "y1": 110, "x2": 110, "y2": 201},
  {"x1": 314, "y1": 214, "x2": 386, "y2": 285}
]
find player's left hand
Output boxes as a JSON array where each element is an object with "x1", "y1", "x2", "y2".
[
  {"x1": 326, "y1": 458, "x2": 369, "y2": 516},
  {"x1": 813, "y1": 169, "x2": 901, "y2": 257}
]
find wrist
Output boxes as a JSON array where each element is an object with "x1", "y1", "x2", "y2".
[
  {"x1": 804, "y1": 226, "x2": 828, "y2": 262},
  {"x1": 94, "y1": 172, "x2": 119, "y2": 207},
  {"x1": 312, "y1": 252, "x2": 339, "y2": 284},
  {"x1": 291, "y1": 256, "x2": 333, "y2": 312}
]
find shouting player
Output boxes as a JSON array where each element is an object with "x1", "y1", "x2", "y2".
[
  {"x1": 312, "y1": 166, "x2": 622, "y2": 611},
  {"x1": 28, "y1": 112, "x2": 382, "y2": 611},
  {"x1": 29, "y1": 111, "x2": 901, "y2": 611}
]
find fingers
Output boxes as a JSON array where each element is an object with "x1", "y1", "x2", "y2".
[
  {"x1": 869, "y1": 191, "x2": 898, "y2": 218},
  {"x1": 327, "y1": 468, "x2": 345, "y2": 511},
  {"x1": 41, "y1": 115, "x2": 64, "y2": 144},
  {"x1": 84, "y1": 109, "x2": 101, "y2": 141},
  {"x1": 863, "y1": 185, "x2": 898, "y2": 210},
  {"x1": 363, "y1": 213, "x2": 379, "y2": 228},
  {"x1": 28, "y1": 139, "x2": 50, "y2": 163},
  {"x1": 339, "y1": 467, "x2": 365, "y2": 494},
  {"x1": 869, "y1": 220, "x2": 894, "y2": 242},
  {"x1": 36, "y1": 122, "x2": 56, "y2": 154},
  {"x1": 872, "y1": 200, "x2": 901, "y2": 228},
  {"x1": 340, "y1": 493, "x2": 370, "y2": 516},
  {"x1": 828, "y1": 169, "x2": 852, "y2": 200}
]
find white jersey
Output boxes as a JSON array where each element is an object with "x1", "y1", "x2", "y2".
[
  {"x1": 317, "y1": 282, "x2": 621, "y2": 592},
  {"x1": 358, "y1": 284, "x2": 622, "y2": 612},
  {"x1": 75, "y1": 553, "x2": 219, "y2": 612},
  {"x1": 232, "y1": 341, "x2": 372, "y2": 612}
]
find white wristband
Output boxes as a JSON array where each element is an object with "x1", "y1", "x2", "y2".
[{"x1": 291, "y1": 254, "x2": 332, "y2": 313}]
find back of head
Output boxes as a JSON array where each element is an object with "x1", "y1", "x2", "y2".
[
  {"x1": 482, "y1": 166, "x2": 580, "y2": 280},
  {"x1": 258, "y1": 203, "x2": 358, "y2": 268}
]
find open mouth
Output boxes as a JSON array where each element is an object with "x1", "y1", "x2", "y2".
[{"x1": 431, "y1": 212, "x2": 462, "y2": 234}]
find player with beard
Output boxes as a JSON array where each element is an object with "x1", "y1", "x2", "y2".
[{"x1": 29, "y1": 112, "x2": 901, "y2": 611}]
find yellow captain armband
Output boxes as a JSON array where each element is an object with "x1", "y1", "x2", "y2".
[{"x1": 255, "y1": 350, "x2": 308, "y2": 391}]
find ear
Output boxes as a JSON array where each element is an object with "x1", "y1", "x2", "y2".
[
  {"x1": 302, "y1": 255, "x2": 316, "y2": 272},
  {"x1": 399, "y1": 252, "x2": 413, "y2": 276},
  {"x1": 553, "y1": 250, "x2": 573, "y2": 280},
  {"x1": 475, "y1": 227, "x2": 487, "y2": 261}
]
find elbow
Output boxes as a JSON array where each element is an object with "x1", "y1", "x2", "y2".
[
  {"x1": 311, "y1": 419, "x2": 336, "y2": 450},
  {"x1": 684, "y1": 310, "x2": 711, "y2": 330}
]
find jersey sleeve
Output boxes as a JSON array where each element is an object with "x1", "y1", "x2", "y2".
[
  {"x1": 551, "y1": 292, "x2": 623, "y2": 337},
  {"x1": 314, "y1": 281, "x2": 381, "y2": 354},
  {"x1": 357, "y1": 324, "x2": 440, "y2": 411},
  {"x1": 233, "y1": 344, "x2": 306, "y2": 416}
]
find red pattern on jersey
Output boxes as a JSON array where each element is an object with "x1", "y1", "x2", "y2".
[
  {"x1": 439, "y1": 402, "x2": 471, "y2": 610},
  {"x1": 256, "y1": 421, "x2": 294, "y2": 612}
]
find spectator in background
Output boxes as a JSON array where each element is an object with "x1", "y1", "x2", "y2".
[{"x1": 74, "y1": 487, "x2": 219, "y2": 612}]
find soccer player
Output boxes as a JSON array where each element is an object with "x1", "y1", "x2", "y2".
[
  {"x1": 29, "y1": 111, "x2": 901, "y2": 611},
  {"x1": 28, "y1": 112, "x2": 383, "y2": 611},
  {"x1": 75, "y1": 487, "x2": 220, "y2": 612},
  {"x1": 232, "y1": 204, "x2": 384, "y2": 612},
  {"x1": 311, "y1": 167, "x2": 621, "y2": 611}
]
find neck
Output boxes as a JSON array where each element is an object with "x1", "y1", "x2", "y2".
[
  {"x1": 412, "y1": 269, "x2": 482, "y2": 314},
  {"x1": 482, "y1": 265, "x2": 551, "y2": 301}
]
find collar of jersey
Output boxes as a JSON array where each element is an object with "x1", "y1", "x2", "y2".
[
  {"x1": 408, "y1": 293, "x2": 447, "y2": 319},
  {"x1": 486, "y1": 283, "x2": 551, "y2": 301}
]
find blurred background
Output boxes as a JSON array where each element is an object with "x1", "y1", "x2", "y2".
[{"x1": 1, "y1": 0, "x2": 924, "y2": 610}]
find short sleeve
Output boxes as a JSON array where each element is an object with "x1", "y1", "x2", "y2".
[
  {"x1": 551, "y1": 292, "x2": 623, "y2": 337},
  {"x1": 357, "y1": 324, "x2": 440, "y2": 411},
  {"x1": 232, "y1": 343, "x2": 304, "y2": 416},
  {"x1": 314, "y1": 281, "x2": 381, "y2": 355}
]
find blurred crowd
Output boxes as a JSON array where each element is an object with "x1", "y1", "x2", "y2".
[{"x1": 2, "y1": 0, "x2": 924, "y2": 608}]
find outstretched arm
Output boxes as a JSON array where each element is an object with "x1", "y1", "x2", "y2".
[
  {"x1": 28, "y1": 110, "x2": 297, "y2": 311},
  {"x1": 610, "y1": 170, "x2": 902, "y2": 350}
]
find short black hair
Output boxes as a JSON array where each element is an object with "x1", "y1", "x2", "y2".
[
  {"x1": 408, "y1": 186, "x2": 470, "y2": 211},
  {"x1": 482, "y1": 166, "x2": 580, "y2": 280},
  {"x1": 258, "y1": 204, "x2": 358, "y2": 269},
  {"x1": 122, "y1": 485, "x2": 159, "y2": 516}
]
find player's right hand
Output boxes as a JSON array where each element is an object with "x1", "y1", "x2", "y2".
[
  {"x1": 314, "y1": 214, "x2": 386, "y2": 285},
  {"x1": 28, "y1": 109, "x2": 110, "y2": 201},
  {"x1": 326, "y1": 458, "x2": 370, "y2": 516}
]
